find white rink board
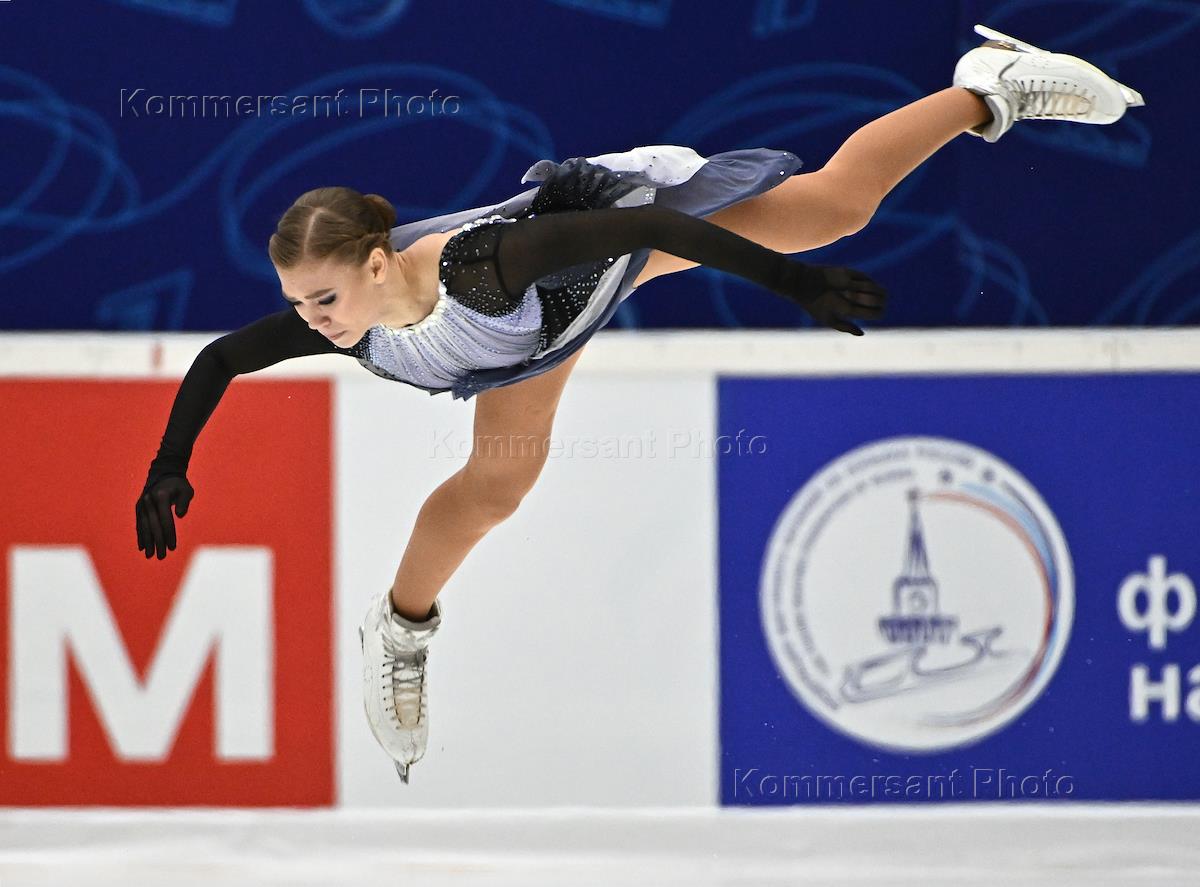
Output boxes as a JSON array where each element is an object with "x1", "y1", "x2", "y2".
[
  {"x1": 333, "y1": 370, "x2": 719, "y2": 806},
  {"x1": 2, "y1": 328, "x2": 1199, "y2": 810}
]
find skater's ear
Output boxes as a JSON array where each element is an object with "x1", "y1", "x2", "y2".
[{"x1": 368, "y1": 245, "x2": 392, "y2": 283}]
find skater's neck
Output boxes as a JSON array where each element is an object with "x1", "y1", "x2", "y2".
[{"x1": 376, "y1": 232, "x2": 457, "y2": 330}]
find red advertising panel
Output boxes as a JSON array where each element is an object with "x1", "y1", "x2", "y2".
[{"x1": 0, "y1": 378, "x2": 335, "y2": 806}]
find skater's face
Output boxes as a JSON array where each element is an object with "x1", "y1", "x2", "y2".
[{"x1": 276, "y1": 249, "x2": 390, "y2": 348}]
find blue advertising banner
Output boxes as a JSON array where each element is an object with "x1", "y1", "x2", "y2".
[{"x1": 718, "y1": 374, "x2": 1200, "y2": 803}]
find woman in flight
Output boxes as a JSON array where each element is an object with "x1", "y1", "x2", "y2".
[{"x1": 135, "y1": 27, "x2": 1143, "y2": 782}]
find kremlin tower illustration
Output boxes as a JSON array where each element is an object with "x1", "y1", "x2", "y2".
[{"x1": 878, "y1": 489, "x2": 959, "y2": 646}]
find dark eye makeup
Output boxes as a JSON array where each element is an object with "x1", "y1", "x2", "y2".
[{"x1": 287, "y1": 293, "x2": 337, "y2": 306}]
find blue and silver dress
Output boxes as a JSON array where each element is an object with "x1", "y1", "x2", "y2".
[
  {"x1": 142, "y1": 144, "x2": 803, "y2": 487},
  {"x1": 346, "y1": 144, "x2": 802, "y2": 400}
]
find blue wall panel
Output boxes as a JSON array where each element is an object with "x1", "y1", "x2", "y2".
[
  {"x1": 3, "y1": 1, "x2": 1193, "y2": 333},
  {"x1": 717, "y1": 373, "x2": 1200, "y2": 803}
]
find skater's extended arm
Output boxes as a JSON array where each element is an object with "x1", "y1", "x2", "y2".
[
  {"x1": 446, "y1": 205, "x2": 888, "y2": 335},
  {"x1": 136, "y1": 308, "x2": 346, "y2": 560}
]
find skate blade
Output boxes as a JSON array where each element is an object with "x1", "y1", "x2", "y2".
[
  {"x1": 974, "y1": 24, "x2": 1046, "y2": 54},
  {"x1": 1119, "y1": 84, "x2": 1145, "y2": 107},
  {"x1": 974, "y1": 23, "x2": 1146, "y2": 108},
  {"x1": 395, "y1": 761, "x2": 410, "y2": 783}
]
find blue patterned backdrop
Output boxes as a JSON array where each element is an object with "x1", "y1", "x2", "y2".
[{"x1": 3, "y1": 0, "x2": 1194, "y2": 333}]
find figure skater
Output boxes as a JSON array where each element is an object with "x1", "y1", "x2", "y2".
[{"x1": 135, "y1": 27, "x2": 1144, "y2": 782}]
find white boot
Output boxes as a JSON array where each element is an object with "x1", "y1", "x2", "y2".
[
  {"x1": 359, "y1": 589, "x2": 442, "y2": 783},
  {"x1": 954, "y1": 24, "x2": 1145, "y2": 143}
]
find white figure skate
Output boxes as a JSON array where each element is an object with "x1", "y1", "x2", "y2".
[
  {"x1": 954, "y1": 24, "x2": 1145, "y2": 143},
  {"x1": 359, "y1": 589, "x2": 442, "y2": 783}
]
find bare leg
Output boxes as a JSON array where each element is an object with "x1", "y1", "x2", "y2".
[
  {"x1": 817, "y1": 86, "x2": 992, "y2": 215},
  {"x1": 387, "y1": 348, "x2": 585, "y2": 621},
  {"x1": 388, "y1": 468, "x2": 510, "y2": 621},
  {"x1": 381, "y1": 91, "x2": 995, "y2": 623},
  {"x1": 633, "y1": 87, "x2": 993, "y2": 286}
]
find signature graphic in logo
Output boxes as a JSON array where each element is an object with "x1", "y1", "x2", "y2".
[{"x1": 843, "y1": 490, "x2": 1008, "y2": 704}]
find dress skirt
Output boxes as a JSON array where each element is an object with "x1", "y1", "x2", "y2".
[{"x1": 387, "y1": 144, "x2": 803, "y2": 400}]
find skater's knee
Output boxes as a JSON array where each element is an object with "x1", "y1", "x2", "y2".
[
  {"x1": 816, "y1": 170, "x2": 880, "y2": 238},
  {"x1": 474, "y1": 488, "x2": 526, "y2": 522},
  {"x1": 462, "y1": 451, "x2": 545, "y2": 519},
  {"x1": 838, "y1": 199, "x2": 877, "y2": 238},
  {"x1": 789, "y1": 168, "x2": 878, "y2": 245},
  {"x1": 463, "y1": 475, "x2": 526, "y2": 522}
]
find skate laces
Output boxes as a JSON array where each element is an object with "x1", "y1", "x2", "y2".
[
  {"x1": 1007, "y1": 77, "x2": 1094, "y2": 119},
  {"x1": 381, "y1": 632, "x2": 427, "y2": 726}
]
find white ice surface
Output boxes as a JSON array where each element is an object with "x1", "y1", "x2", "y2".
[{"x1": 2, "y1": 805, "x2": 1199, "y2": 886}]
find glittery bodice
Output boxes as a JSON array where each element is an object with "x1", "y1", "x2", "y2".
[
  {"x1": 346, "y1": 210, "x2": 628, "y2": 395},
  {"x1": 350, "y1": 214, "x2": 544, "y2": 392},
  {"x1": 331, "y1": 146, "x2": 802, "y2": 400}
]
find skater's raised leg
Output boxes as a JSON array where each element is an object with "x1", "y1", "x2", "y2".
[{"x1": 634, "y1": 30, "x2": 1144, "y2": 286}]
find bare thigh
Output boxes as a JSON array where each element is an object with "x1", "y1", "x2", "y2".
[
  {"x1": 464, "y1": 348, "x2": 586, "y2": 500},
  {"x1": 473, "y1": 348, "x2": 585, "y2": 430},
  {"x1": 631, "y1": 170, "x2": 875, "y2": 289}
]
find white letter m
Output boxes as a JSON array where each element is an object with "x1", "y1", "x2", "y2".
[{"x1": 9, "y1": 547, "x2": 273, "y2": 761}]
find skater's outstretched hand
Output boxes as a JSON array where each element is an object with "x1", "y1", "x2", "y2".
[
  {"x1": 136, "y1": 474, "x2": 194, "y2": 560},
  {"x1": 772, "y1": 262, "x2": 888, "y2": 336},
  {"x1": 132, "y1": 309, "x2": 344, "y2": 562}
]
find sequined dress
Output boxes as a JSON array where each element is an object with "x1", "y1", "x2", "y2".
[
  {"x1": 343, "y1": 144, "x2": 802, "y2": 400},
  {"x1": 351, "y1": 214, "x2": 547, "y2": 394},
  {"x1": 142, "y1": 145, "x2": 803, "y2": 489}
]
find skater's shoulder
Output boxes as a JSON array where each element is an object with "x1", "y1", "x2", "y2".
[
  {"x1": 409, "y1": 213, "x2": 513, "y2": 269},
  {"x1": 425, "y1": 215, "x2": 528, "y2": 305},
  {"x1": 397, "y1": 227, "x2": 463, "y2": 302}
]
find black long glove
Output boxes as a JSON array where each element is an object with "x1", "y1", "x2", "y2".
[
  {"x1": 135, "y1": 308, "x2": 346, "y2": 560},
  {"x1": 770, "y1": 261, "x2": 888, "y2": 336},
  {"x1": 461, "y1": 203, "x2": 888, "y2": 335},
  {"x1": 136, "y1": 475, "x2": 194, "y2": 560}
]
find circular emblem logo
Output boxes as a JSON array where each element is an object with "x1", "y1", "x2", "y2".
[{"x1": 760, "y1": 436, "x2": 1074, "y2": 752}]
